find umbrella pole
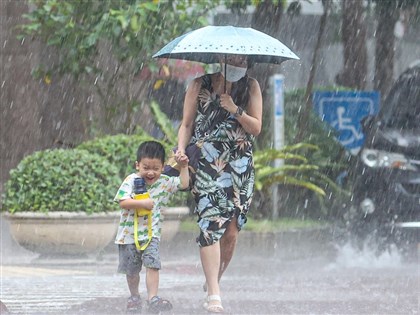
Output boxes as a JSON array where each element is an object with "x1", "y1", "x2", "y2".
[{"x1": 224, "y1": 54, "x2": 227, "y2": 93}]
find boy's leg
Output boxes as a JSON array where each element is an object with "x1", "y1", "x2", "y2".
[
  {"x1": 141, "y1": 238, "x2": 162, "y2": 300},
  {"x1": 118, "y1": 244, "x2": 143, "y2": 294},
  {"x1": 118, "y1": 244, "x2": 143, "y2": 311},
  {"x1": 142, "y1": 238, "x2": 172, "y2": 313},
  {"x1": 146, "y1": 269, "x2": 172, "y2": 314},
  {"x1": 146, "y1": 268, "x2": 159, "y2": 300},
  {"x1": 126, "y1": 273, "x2": 140, "y2": 297}
]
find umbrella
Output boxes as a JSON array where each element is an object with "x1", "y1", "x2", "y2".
[
  {"x1": 153, "y1": 25, "x2": 299, "y2": 93},
  {"x1": 153, "y1": 25, "x2": 299, "y2": 65}
]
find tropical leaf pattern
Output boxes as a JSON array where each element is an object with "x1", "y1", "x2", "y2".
[{"x1": 191, "y1": 75, "x2": 254, "y2": 247}]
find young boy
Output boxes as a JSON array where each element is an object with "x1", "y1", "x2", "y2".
[{"x1": 114, "y1": 141, "x2": 189, "y2": 313}]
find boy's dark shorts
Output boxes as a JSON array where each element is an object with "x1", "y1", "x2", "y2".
[{"x1": 117, "y1": 237, "x2": 161, "y2": 275}]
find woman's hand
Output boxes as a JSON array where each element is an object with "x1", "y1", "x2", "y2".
[
  {"x1": 219, "y1": 93, "x2": 238, "y2": 115},
  {"x1": 219, "y1": 79, "x2": 263, "y2": 136},
  {"x1": 175, "y1": 151, "x2": 189, "y2": 168}
]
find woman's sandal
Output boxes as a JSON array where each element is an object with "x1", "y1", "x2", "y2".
[
  {"x1": 203, "y1": 295, "x2": 224, "y2": 313},
  {"x1": 148, "y1": 296, "x2": 173, "y2": 314}
]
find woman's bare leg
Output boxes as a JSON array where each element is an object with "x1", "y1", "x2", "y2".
[
  {"x1": 200, "y1": 241, "x2": 221, "y2": 297},
  {"x1": 218, "y1": 217, "x2": 239, "y2": 281},
  {"x1": 202, "y1": 217, "x2": 239, "y2": 292}
]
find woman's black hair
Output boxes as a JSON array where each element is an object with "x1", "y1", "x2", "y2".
[
  {"x1": 136, "y1": 141, "x2": 166, "y2": 164},
  {"x1": 231, "y1": 75, "x2": 250, "y2": 110}
]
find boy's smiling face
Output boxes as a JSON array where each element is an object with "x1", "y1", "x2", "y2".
[{"x1": 135, "y1": 157, "x2": 164, "y2": 185}]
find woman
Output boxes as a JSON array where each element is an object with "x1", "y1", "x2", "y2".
[{"x1": 176, "y1": 54, "x2": 262, "y2": 313}]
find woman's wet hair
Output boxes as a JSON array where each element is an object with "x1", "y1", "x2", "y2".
[{"x1": 231, "y1": 75, "x2": 250, "y2": 110}]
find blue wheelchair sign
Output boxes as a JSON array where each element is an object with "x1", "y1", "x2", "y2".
[{"x1": 313, "y1": 91, "x2": 380, "y2": 154}]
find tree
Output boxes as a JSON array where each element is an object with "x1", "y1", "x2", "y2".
[
  {"x1": 338, "y1": 0, "x2": 368, "y2": 90},
  {"x1": 250, "y1": 0, "x2": 286, "y2": 148},
  {"x1": 223, "y1": 0, "x2": 293, "y2": 147},
  {"x1": 294, "y1": 0, "x2": 333, "y2": 143},
  {"x1": 19, "y1": 0, "x2": 219, "y2": 134},
  {"x1": 373, "y1": 0, "x2": 419, "y2": 100},
  {"x1": 374, "y1": 0, "x2": 400, "y2": 99}
]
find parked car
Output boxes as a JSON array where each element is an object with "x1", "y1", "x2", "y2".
[{"x1": 346, "y1": 61, "x2": 420, "y2": 254}]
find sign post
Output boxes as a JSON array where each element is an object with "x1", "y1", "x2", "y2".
[
  {"x1": 271, "y1": 74, "x2": 285, "y2": 220},
  {"x1": 273, "y1": 74, "x2": 285, "y2": 167}
]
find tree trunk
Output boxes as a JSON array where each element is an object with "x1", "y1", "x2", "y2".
[
  {"x1": 251, "y1": 0, "x2": 283, "y2": 38},
  {"x1": 250, "y1": 0, "x2": 285, "y2": 219},
  {"x1": 294, "y1": 0, "x2": 332, "y2": 143},
  {"x1": 374, "y1": 2, "x2": 399, "y2": 100},
  {"x1": 250, "y1": 0, "x2": 284, "y2": 91},
  {"x1": 250, "y1": 0, "x2": 284, "y2": 149},
  {"x1": 339, "y1": 0, "x2": 368, "y2": 90}
]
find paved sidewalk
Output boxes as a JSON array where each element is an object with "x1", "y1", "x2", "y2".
[
  {"x1": 2, "y1": 229, "x2": 418, "y2": 315},
  {"x1": 1, "y1": 228, "x2": 336, "y2": 315},
  {"x1": 2, "y1": 252, "x2": 207, "y2": 315}
]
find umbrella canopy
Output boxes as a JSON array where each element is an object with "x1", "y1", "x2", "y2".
[{"x1": 153, "y1": 25, "x2": 299, "y2": 65}]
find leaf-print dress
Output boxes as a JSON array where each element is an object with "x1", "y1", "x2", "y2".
[{"x1": 190, "y1": 74, "x2": 255, "y2": 247}]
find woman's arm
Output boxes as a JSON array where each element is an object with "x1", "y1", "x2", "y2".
[
  {"x1": 176, "y1": 77, "x2": 201, "y2": 155},
  {"x1": 219, "y1": 78, "x2": 262, "y2": 136}
]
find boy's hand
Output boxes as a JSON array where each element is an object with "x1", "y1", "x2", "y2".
[
  {"x1": 175, "y1": 153, "x2": 189, "y2": 168},
  {"x1": 177, "y1": 153, "x2": 190, "y2": 190},
  {"x1": 175, "y1": 148, "x2": 185, "y2": 157},
  {"x1": 142, "y1": 198, "x2": 154, "y2": 210},
  {"x1": 119, "y1": 198, "x2": 154, "y2": 211}
]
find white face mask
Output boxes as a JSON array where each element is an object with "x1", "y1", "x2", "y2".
[{"x1": 221, "y1": 64, "x2": 247, "y2": 82}]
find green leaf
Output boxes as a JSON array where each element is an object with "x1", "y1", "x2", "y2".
[
  {"x1": 149, "y1": 101, "x2": 177, "y2": 145},
  {"x1": 1, "y1": 148, "x2": 119, "y2": 213},
  {"x1": 116, "y1": 15, "x2": 129, "y2": 30},
  {"x1": 130, "y1": 15, "x2": 139, "y2": 32}
]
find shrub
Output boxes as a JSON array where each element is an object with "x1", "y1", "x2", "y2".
[
  {"x1": 77, "y1": 133, "x2": 158, "y2": 179},
  {"x1": 252, "y1": 88, "x2": 351, "y2": 220},
  {"x1": 2, "y1": 149, "x2": 120, "y2": 214},
  {"x1": 77, "y1": 133, "x2": 192, "y2": 207}
]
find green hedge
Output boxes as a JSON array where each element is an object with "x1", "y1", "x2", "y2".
[
  {"x1": 77, "y1": 133, "x2": 159, "y2": 179},
  {"x1": 77, "y1": 133, "x2": 190, "y2": 207},
  {"x1": 2, "y1": 149, "x2": 120, "y2": 214}
]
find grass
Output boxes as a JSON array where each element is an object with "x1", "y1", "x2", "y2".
[
  {"x1": 243, "y1": 218, "x2": 327, "y2": 232},
  {"x1": 179, "y1": 216, "x2": 327, "y2": 233}
]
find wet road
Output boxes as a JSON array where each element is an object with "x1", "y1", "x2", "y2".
[{"x1": 1, "y1": 231, "x2": 419, "y2": 315}]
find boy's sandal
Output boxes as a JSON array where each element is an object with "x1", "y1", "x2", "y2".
[
  {"x1": 126, "y1": 295, "x2": 142, "y2": 313},
  {"x1": 148, "y1": 296, "x2": 173, "y2": 313},
  {"x1": 203, "y1": 295, "x2": 224, "y2": 313}
]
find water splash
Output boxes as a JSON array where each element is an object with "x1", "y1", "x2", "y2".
[{"x1": 327, "y1": 241, "x2": 402, "y2": 269}]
